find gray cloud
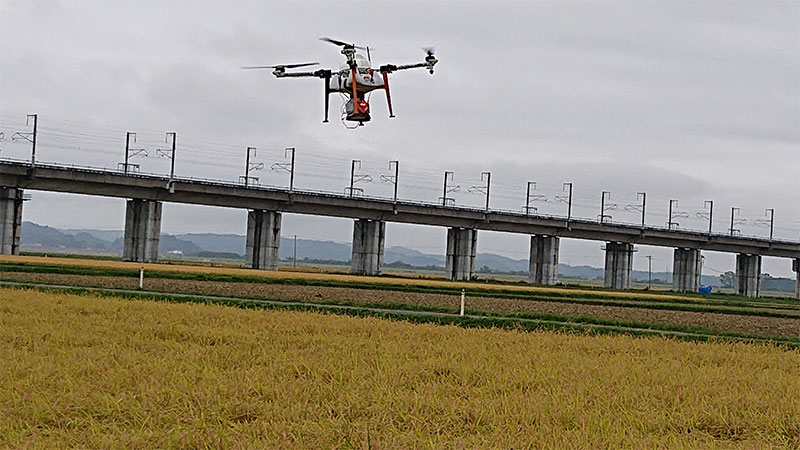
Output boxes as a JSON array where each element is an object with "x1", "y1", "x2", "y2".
[{"x1": 1, "y1": 0, "x2": 798, "y2": 276}]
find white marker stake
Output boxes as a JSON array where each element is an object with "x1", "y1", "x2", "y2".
[
  {"x1": 139, "y1": 267, "x2": 144, "y2": 289},
  {"x1": 460, "y1": 289, "x2": 465, "y2": 316}
]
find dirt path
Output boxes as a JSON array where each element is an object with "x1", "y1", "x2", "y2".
[{"x1": 2, "y1": 272, "x2": 798, "y2": 338}]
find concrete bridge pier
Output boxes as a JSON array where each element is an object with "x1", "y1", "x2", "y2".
[
  {"x1": 351, "y1": 219, "x2": 385, "y2": 275},
  {"x1": 604, "y1": 242, "x2": 634, "y2": 290},
  {"x1": 794, "y1": 259, "x2": 800, "y2": 300},
  {"x1": 735, "y1": 253, "x2": 761, "y2": 297},
  {"x1": 529, "y1": 235, "x2": 559, "y2": 285},
  {"x1": 0, "y1": 187, "x2": 24, "y2": 255},
  {"x1": 245, "y1": 210, "x2": 282, "y2": 270},
  {"x1": 672, "y1": 248, "x2": 702, "y2": 293},
  {"x1": 446, "y1": 227, "x2": 477, "y2": 281},
  {"x1": 122, "y1": 199, "x2": 162, "y2": 263}
]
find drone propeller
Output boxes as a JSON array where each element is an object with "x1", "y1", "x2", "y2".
[
  {"x1": 320, "y1": 37, "x2": 366, "y2": 50},
  {"x1": 241, "y1": 62, "x2": 319, "y2": 70},
  {"x1": 421, "y1": 47, "x2": 438, "y2": 74}
]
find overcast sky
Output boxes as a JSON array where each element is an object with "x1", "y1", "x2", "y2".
[{"x1": 1, "y1": 0, "x2": 798, "y2": 276}]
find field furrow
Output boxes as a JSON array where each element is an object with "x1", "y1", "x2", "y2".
[{"x1": 3, "y1": 271, "x2": 798, "y2": 339}]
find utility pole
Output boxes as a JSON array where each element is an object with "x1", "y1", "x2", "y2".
[
  {"x1": 668, "y1": 199, "x2": 675, "y2": 230},
  {"x1": 442, "y1": 171, "x2": 451, "y2": 206},
  {"x1": 625, "y1": 192, "x2": 647, "y2": 229},
  {"x1": 349, "y1": 160, "x2": 358, "y2": 197},
  {"x1": 288, "y1": 147, "x2": 296, "y2": 192},
  {"x1": 767, "y1": 208, "x2": 774, "y2": 241},
  {"x1": 440, "y1": 171, "x2": 460, "y2": 207},
  {"x1": 242, "y1": 147, "x2": 262, "y2": 187},
  {"x1": 555, "y1": 182, "x2": 573, "y2": 223},
  {"x1": 468, "y1": 172, "x2": 491, "y2": 211},
  {"x1": 168, "y1": 132, "x2": 176, "y2": 179},
  {"x1": 156, "y1": 132, "x2": 177, "y2": 179},
  {"x1": 350, "y1": 160, "x2": 357, "y2": 197},
  {"x1": 526, "y1": 182, "x2": 533, "y2": 215},
  {"x1": 600, "y1": 191, "x2": 607, "y2": 223},
  {"x1": 667, "y1": 200, "x2": 687, "y2": 230},
  {"x1": 125, "y1": 132, "x2": 134, "y2": 175},
  {"x1": 119, "y1": 132, "x2": 146, "y2": 175},
  {"x1": 293, "y1": 234, "x2": 297, "y2": 268},
  {"x1": 599, "y1": 191, "x2": 616, "y2": 224},
  {"x1": 10, "y1": 114, "x2": 38, "y2": 167},
  {"x1": 697, "y1": 200, "x2": 713, "y2": 235},
  {"x1": 483, "y1": 171, "x2": 491, "y2": 211},
  {"x1": 346, "y1": 160, "x2": 372, "y2": 197},
  {"x1": 524, "y1": 182, "x2": 547, "y2": 215},
  {"x1": 30, "y1": 114, "x2": 37, "y2": 167},
  {"x1": 245, "y1": 146, "x2": 254, "y2": 187},
  {"x1": 391, "y1": 161, "x2": 398, "y2": 202},
  {"x1": 755, "y1": 208, "x2": 775, "y2": 241},
  {"x1": 271, "y1": 147, "x2": 296, "y2": 192},
  {"x1": 380, "y1": 161, "x2": 399, "y2": 202},
  {"x1": 729, "y1": 207, "x2": 744, "y2": 236},
  {"x1": 638, "y1": 192, "x2": 646, "y2": 228},
  {"x1": 708, "y1": 201, "x2": 714, "y2": 235}
]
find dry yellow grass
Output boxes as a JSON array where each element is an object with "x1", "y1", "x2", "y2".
[
  {"x1": 1, "y1": 254, "x2": 701, "y2": 302},
  {"x1": 1, "y1": 287, "x2": 799, "y2": 448}
]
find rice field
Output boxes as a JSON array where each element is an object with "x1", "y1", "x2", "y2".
[
  {"x1": 0, "y1": 254, "x2": 737, "y2": 303},
  {"x1": 4, "y1": 271, "x2": 799, "y2": 339},
  {"x1": 2, "y1": 288, "x2": 799, "y2": 448}
]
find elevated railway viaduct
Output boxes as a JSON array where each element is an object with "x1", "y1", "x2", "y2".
[{"x1": 2, "y1": 160, "x2": 798, "y2": 298}]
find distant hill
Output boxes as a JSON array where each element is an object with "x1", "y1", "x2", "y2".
[
  {"x1": 278, "y1": 237, "x2": 351, "y2": 261},
  {"x1": 475, "y1": 253, "x2": 526, "y2": 272},
  {"x1": 24, "y1": 222, "x2": 203, "y2": 255},
  {"x1": 61, "y1": 228, "x2": 123, "y2": 242},
  {"x1": 22, "y1": 222, "x2": 113, "y2": 250},
  {"x1": 172, "y1": 233, "x2": 356, "y2": 261},
  {"x1": 175, "y1": 233, "x2": 244, "y2": 254},
  {"x1": 385, "y1": 246, "x2": 442, "y2": 267},
  {"x1": 153, "y1": 235, "x2": 204, "y2": 255}
]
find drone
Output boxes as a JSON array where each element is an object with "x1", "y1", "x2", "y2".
[{"x1": 242, "y1": 37, "x2": 438, "y2": 127}]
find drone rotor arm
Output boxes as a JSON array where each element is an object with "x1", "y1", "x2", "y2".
[
  {"x1": 242, "y1": 62, "x2": 320, "y2": 78},
  {"x1": 393, "y1": 62, "x2": 428, "y2": 71},
  {"x1": 278, "y1": 71, "x2": 322, "y2": 78},
  {"x1": 241, "y1": 62, "x2": 318, "y2": 69},
  {"x1": 383, "y1": 58, "x2": 438, "y2": 74}
]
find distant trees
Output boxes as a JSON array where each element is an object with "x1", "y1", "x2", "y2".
[
  {"x1": 719, "y1": 271, "x2": 735, "y2": 288},
  {"x1": 761, "y1": 273, "x2": 796, "y2": 292}
]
